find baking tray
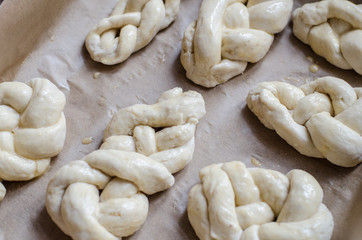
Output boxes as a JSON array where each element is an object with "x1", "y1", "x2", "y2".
[{"x1": 0, "y1": 0, "x2": 361, "y2": 239}]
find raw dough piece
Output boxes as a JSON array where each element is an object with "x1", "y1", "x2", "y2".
[
  {"x1": 247, "y1": 76, "x2": 362, "y2": 167},
  {"x1": 188, "y1": 161, "x2": 334, "y2": 240},
  {"x1": 293, "y1": 0, "x2": 362, "y2": 75},
  {"x1": 181, "y1": 0, "x2": 293, "y2": 88},
  {"x1": 46, "y1": 88, "x2": 206, "y2": 240},
  {"x1": 0, "y1": 78, "x2": 66, "y2": 201},
  {"x1": 86, "y1": 0, "x2": 180, "y2": 65}
]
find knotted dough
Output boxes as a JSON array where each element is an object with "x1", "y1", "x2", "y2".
[
  {"x1": 46, "y1": 88, "x2": 206, "y2": 240},
  {"x1": 188, "y1": 161, "x2": 334, "y2": 240},
  {"x1": 181, "y1": 0, "x2": 293, "y2": 88},
  {"x1": 247, "y1": 76, "x2": 362, "y2": 167},
  {"x1": 292, "y1": 0, "x2": 362, "y2": 75},
  {"x1": 0, "y1": 78, "x2": 66, "y2": 201},
  {"x1": 86, "y1": 0, "x2": 180, "y2": 65}
]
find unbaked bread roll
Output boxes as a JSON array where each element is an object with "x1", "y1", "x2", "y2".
[
  {"x1": 292, "y1": 0, "x2": 362, "y2": 75},
  {"x1": 0, "y1": 78, "x2": 66, "y2": 201},
  {"x1": 181, "y1": 0, "x2": 293, "y2": 88},
  {"x1": 247, "y1": 76, "x2": 362, "y2": 167},
  {"x1": 188, "y1": 161, "x2": 334, "y2": 240},
  {"x1": 46, "y1": 88, "x2": 206, "y2": 240},
  {"x1": 86, "y1": 0, "x2": 180, "y2": 65}
]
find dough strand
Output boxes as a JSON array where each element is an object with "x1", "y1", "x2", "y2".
[
  {"x1": 46, "y1": 87, "x2": 206, "y2": 239},
  {"x1": 86, "y1": 0, "x2": 180, "y2": 65},
  {"x1": 181, "y1": 0, "x2": 293, "y2": 87},
  {"x1": 0, "y1": 78, "x2": 66, "y2": 201},
  {"x1": 247, "y1": 76, "x2": 362, "y2": 167},
  {"x1": 292, "y1": 0, "x2": 362, "y2": 75},
  {"x1": 188, "y1": 161, "x2": 334, "y2": 240}
]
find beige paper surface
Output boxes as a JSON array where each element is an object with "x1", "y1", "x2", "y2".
[{"x1": 0, "y1": 0, "x2": 361, "y2": 239}]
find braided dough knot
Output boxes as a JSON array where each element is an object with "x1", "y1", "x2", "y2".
[
  {"x1": 181, "y1": 0, "x2": 293, "y2": 87},
  {"x1": 247, "y1": 76, "x2": 362, "y2": 167},
  {"x1": 292, "y1": 0, "x2": 362, "y2": 75},
  {"x1": 46, "y1": 88, "x2": 205, "y2": 240},
  {"x1": 0, "y1": 78, "x2": 66, "y2": 200},
  {"x1": 188, "y1": 161, "x2": 334, "y2": 240},
  {"x1": 86, "y1": 0, "x2": 180, "y2": 65}
]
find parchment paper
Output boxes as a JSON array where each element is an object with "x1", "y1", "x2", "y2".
[{"x1": 0, "y1": 0, "x2": 361, "y2": 239}]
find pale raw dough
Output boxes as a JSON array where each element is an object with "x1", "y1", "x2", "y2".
[
  {"x1": 247, "y1": 76, "x2": 362, "y2": 167},
  {"x1": 292, "y1": 0, "x2": 362, "y2": 75},
  {"x1": 46, "y1": 88, "x2": 206, "y2": 240},
  {"x1": 188, "y1": 161, "x2": 334, "y2": 240},
  {"x1": 0, "y1": 78, "x2": 66, "y2": 201},
  {"x1": 181, "y1": 0, "x2": 293, "y2": 88},
  {"x1": 86, "y1": 0, "x2": 180, "y2": 65}
]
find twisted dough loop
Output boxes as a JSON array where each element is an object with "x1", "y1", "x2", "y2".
[
  {"x1": 86, "y1": 0, "x2": 180, "y2": 65},
  {"x1": 188, "y1": 161, "x2": 334, "y2": 240},
  {"x1": 292, "y1": 0, "x2": 362, "y2": 75},
  {"x1": 247, "y1": 76, "x2": 362, "y2": 167},
  {"x1": 181, "y1": 0, "x2": 293, "y2": 88},
  {"x1": 0, "y1": 78, "x2": 66, "y2": 201},
  {"x1": 46, "y1": 88, "x2": 206, "y2": 240}
]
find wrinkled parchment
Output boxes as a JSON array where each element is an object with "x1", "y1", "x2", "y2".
[{"x1": 0, "y1": 0, "x2": 361, "y2": 239}]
